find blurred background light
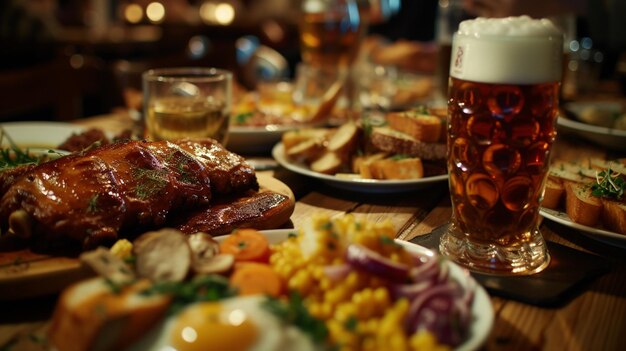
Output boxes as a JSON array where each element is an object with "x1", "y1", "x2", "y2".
[
  {"x1": 124, "y1": 3, "x2": 143, "y2": 24},
  {"x1": 215, "y1": 3, "x2": 235, "y2": 25},
  {"x1": 146, "y1": 2, "x2": 165, "y2": 23}
]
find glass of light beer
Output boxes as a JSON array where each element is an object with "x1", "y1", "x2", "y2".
[
  {"x1": 143, "y1": 67, "x2": 232, "y2": 145},
  {"x1": 439, "y1": 17, "x2": 563, "y2": 275}
]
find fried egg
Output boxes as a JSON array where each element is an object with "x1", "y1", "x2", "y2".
[{"x1": 127, "y1": 295, "x2": 315, "y2": 351}]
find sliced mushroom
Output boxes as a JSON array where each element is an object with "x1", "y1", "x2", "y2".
[
  {"x1": 187, "y1": 232, "x2": 220, "y2": 262},
  {"x1": 187, "y1": 232, "x2": 234, "y2": 274},
  {"x1": 8, "y1": 209, "x2": 32, "y2": 238},
  {"x1": 193, "y1": 254, "x2": 235, "y2": 275},
  {"x1": 133, "y1": 228, "x2": 191, "y2": 283},
  {"x1": 80, "y1": 247, "x2": 135, "y2": 285}
]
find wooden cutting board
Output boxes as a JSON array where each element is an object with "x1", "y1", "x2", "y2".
[{"x1": 0, "y1": 173, "x2": 294, "y2": 300}]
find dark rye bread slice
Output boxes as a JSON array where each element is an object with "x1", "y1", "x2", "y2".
[{"x1": 370, "y1": 126, "x2": 447, "y2": 160}]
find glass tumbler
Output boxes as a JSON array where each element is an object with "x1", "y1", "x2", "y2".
[{"x1": 143, "y1": 67, "x2": 232, "y2": 145}]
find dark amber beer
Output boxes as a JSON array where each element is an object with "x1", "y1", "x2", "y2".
[{"x1": 440, "y1": 17, "x2": 563, "y2": 275}]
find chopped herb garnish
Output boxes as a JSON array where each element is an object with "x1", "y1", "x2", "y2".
[
  {"x1": 238, "y1": 241, "x2": 248, "y2": 249},
  {"x1": 319, "y1": 222, "x2": 333, "y2": 231},
  {"x1": 234, "y1": 112, "x2": 254, "y2": 124},
  {"x1": 142, "y1": 275, "x2": 236, "y2": 315},
  {"x1": 380, "y1": 236, "x2": 401, "y2": 248},
  {"x1": 591, "y1": 166, "x2": 625, "y2": 199},
  {"x1": 87, "y1": 194, "x2": 100, "y2": 213},
  {"x1": 0, "y1": 129, "x2": 42, "y2": 171},
  {"x1": 390, "y1": 154, "x2": 411, "y2": 161},
  {"x1": 133, "y1": 167, "x2": 169, "y2": 199},
  {"x1": 262, "y1": 292, "x2": 329, "y2": 345},
  {"x1": 104, "y1": 278, "x2": 125, "y2": 294},
  {"x1": 344, "y1": 316, "x2": 358, "y2": 331},
  {"x1": 287, "y1": 232, "x2": 298, "y2": 239}
]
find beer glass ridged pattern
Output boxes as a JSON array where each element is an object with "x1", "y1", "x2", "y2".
[{"x1": 440, "y1": 16, "x2": 563, "y2": 275}]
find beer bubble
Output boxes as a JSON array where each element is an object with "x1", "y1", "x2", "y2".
[
  {"x1": 451, "y1": 138, "x2": 479, "y2": 171},
  {"x1": 466, "y1": 173, "x2": 499, "y2": 210},
  {"x1": 482, "y1": 144, "x2": 521, "y2": 177},
  {"x1": 501, "y1": 176, "x2": 533, "y2": 211}
]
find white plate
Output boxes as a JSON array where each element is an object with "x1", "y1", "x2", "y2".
[
  {"x1": 227, "y1": 124, "x2": 296, "y2": 154},
  {"x1": 228, "y1": 229, "x2": 493, "y2": 351},
  {"x1": 272, "y1": 143, "x2": 448, "y2": 193},
  {"x1": 559, "y1": 102, "x2": 626, "y2": 151},
  {"x1": 0, "y1": 121, "x2": 85, "y2": 148},
  {"x1": 540, "y1": 207, "x2": 626, "y2": 248}
]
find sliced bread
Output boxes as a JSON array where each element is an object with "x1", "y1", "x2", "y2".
[
  {"x1": 369, "y1": 126, "x2": 446, "y2": 160},
  {"x1": 386, "y1": 111, "x2": 442, "y2": 143}
]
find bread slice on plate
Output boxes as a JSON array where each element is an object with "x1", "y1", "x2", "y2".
[
  {"x1": 564, "y1": 181, "x2": 602, "y2": 227},
  {"x1": 386, "y1": 111, "x2": 443, "y2": 143},
  {"x1": 601, "y1": 199, "x2": 626, "y2": 234},
  {"x1": 368, "y1": 157, "x2": 424, "y2": 180},
  {"x1": 542, "y1": 176, "x2": 564, "y2": 209},
  {"x1": 369, "y1": 126, "x2": 446, "y2": 160}
]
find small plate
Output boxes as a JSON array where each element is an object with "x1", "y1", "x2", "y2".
[
  {"x1": 0, "y1": 121, "x2": 86, "y2": 149},
  {"x1": 225, "y1": 229, "x2": 493, "y2": 351},
  {"x1": 228, "y1": 124, "x2": 297, "y2": 154},
  {"x1": 559, "y1": 102, "x2": 626, "y2": 151},
  {"x1": 540, "y1": 207, "x2": 626, "y2": 249},
  {"x1": 272, "y1": 143, "x2": 448, "y2": 193}
]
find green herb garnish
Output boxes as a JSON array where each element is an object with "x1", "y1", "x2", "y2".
[
  {"x1": 591, "y1": 166, "x2": 625, "y2": 199},
  {"x1": 142, "y1": 275, "x2": 236, "y2": 315},
  {"x1": 234, "y1": 112, "x2": 254, "y2": 124},
  {"x1": 132, "y1": 167, "x2": 169, "y2": 199},
  {"x1": 262, "y1": 292, "x2": 329, "y2": 345},
  {"x1": 380, "y1": 236, "x2": 401, "y2": 248},
  {"x1": 389, "y1": 154, "x2": 411, "y2": 161},
  {"x1": 87, "y1": 194, "x2": 100, "y2": 213}
]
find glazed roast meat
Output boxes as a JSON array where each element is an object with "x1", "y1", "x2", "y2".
[{"x1": 0, "y1": 139, "x2": 258, "y2": 249}]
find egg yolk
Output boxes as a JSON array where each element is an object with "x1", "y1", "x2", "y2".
[{"x1": 169, "y1": 302, "x2": 258, "y2": 351}]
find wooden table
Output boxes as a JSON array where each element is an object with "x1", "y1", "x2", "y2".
[{"x1": 1, "y1": 113, "x2": 625, "y2": 351}]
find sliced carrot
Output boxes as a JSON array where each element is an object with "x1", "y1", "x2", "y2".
[
  {"x1": 219, "y1": 229, "x2": 270, "y2": 263},
  {"x1": 229, "y1": 263, "x2": 283, "y2": 297}
]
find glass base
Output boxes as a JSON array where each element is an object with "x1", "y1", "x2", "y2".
[{"x1": 439, "y1": 223, "x2": 550, "y2": 275}]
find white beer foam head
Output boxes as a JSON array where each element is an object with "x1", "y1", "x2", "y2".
[{"x1": 450, "y1": 16, "x2": 563, "y2": 84}]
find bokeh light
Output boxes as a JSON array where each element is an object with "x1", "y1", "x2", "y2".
[
  {"x1": 146, "y1": 2, "x2": 165, "y2": 23},
  {"x1": 124, "y1": 3, "x2": 143, "y2": 24}
]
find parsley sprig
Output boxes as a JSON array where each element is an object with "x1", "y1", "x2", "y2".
[{"x1": 591, "y1": 166, "x2": 625, "y2": 199}]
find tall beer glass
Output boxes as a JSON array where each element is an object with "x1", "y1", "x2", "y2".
[{"x1": 439, "y1": 17, "x2": 563, "y2": 275}]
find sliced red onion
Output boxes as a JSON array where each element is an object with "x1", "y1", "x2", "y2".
[
  {"x1": 408, "y1": 256, "x2": 439, "y2": 283},
  {"x1": 323, "y1": 264, "x2": 352, "y2": 282},
  {"x1": 345, "y1": 244, "x2": 409, "y2": 282},
  {"x1": 404, "y1": 281, "x2": 469, "y2": 347},
  {"x1": 390, "y1": 280, "x2": 434, "y2": 301}
]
